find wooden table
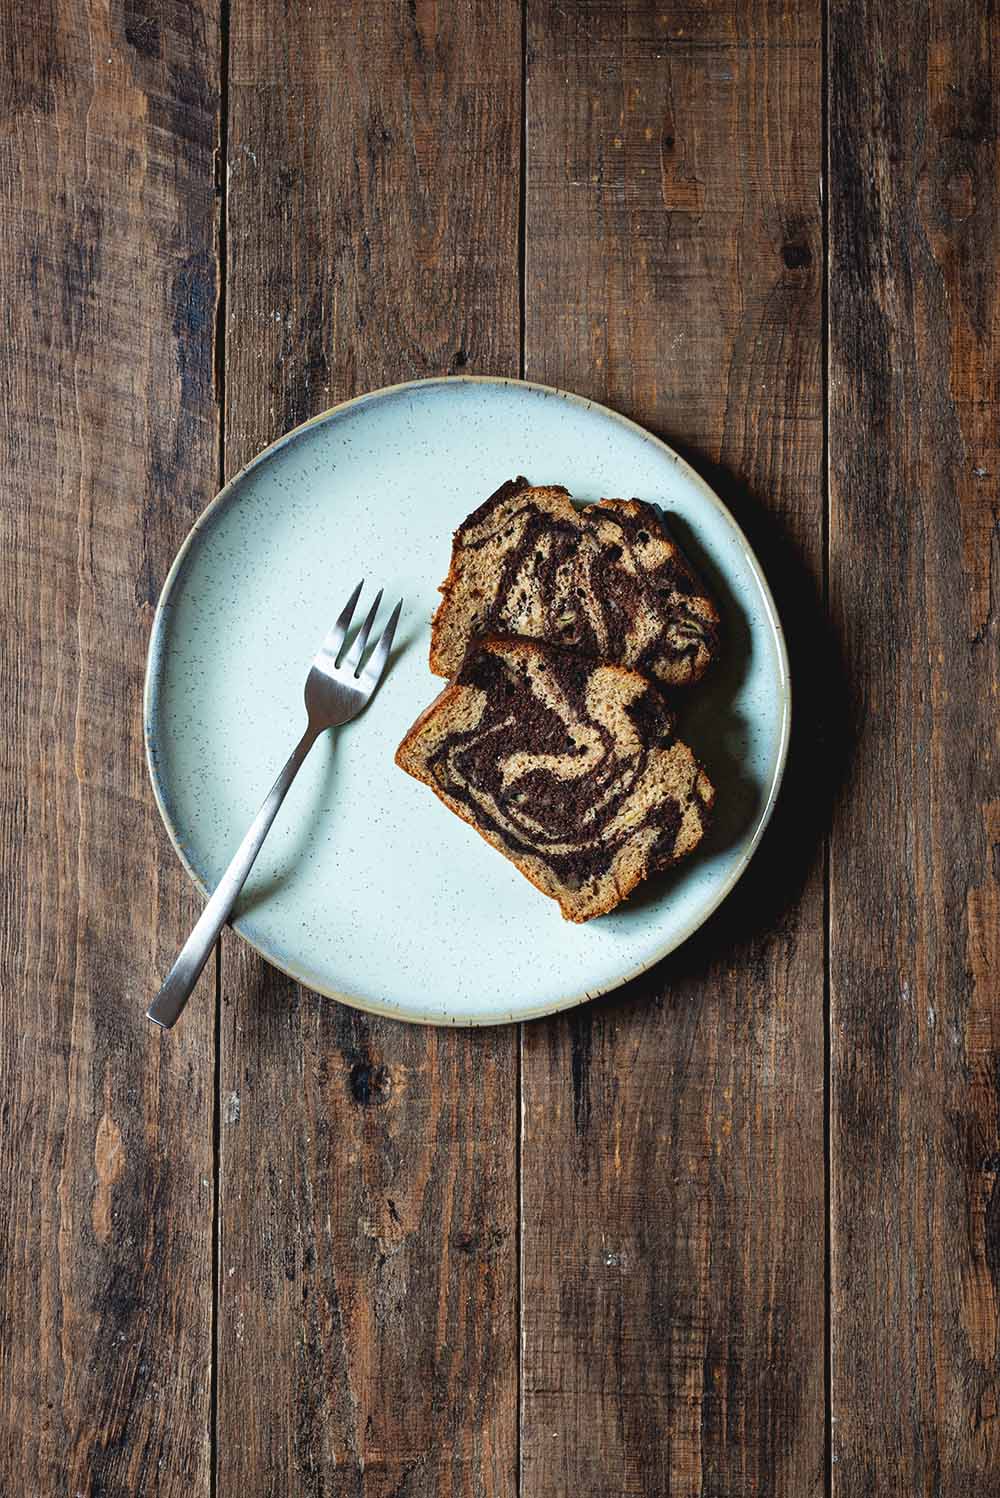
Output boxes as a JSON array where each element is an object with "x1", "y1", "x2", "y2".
[{"x1": 2, "y1": 1, "x2": 997, "y2": 1493}]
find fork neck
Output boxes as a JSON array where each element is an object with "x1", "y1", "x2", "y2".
[{"x1": 296, "y1": 719, "x2": 325, "y2": 760}]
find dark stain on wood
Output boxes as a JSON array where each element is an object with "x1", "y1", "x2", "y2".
[
  {"x1": 782, "y1": 240, "x2": 812, "y2": 270},
  {"x1": 349, "y1": 1059, "x2": 393, "y2": 1107},
  {"x1": 122, "y1": 0, "x2": 161, "y2": 60}
]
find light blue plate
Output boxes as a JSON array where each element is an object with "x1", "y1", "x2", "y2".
[{"x1": 145, "y1": 377, "x2": 790, "y2": 1025}]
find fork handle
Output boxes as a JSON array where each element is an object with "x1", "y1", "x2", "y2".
[{"x1": 147, "y1": 724, "x2": 322, "y2": 1029}]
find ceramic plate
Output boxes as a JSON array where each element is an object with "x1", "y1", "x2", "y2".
[{"x1": 146, "y1": 377, "x2": 790, "y2": 1025}]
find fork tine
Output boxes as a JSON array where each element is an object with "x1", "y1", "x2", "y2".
[
  {"x1": 321, "y1": 580, "x2": 364, "y2": 659},
  {"x1": 360, "y1": 599, "x2": 402, "y2": 691},
  {"x1": 341, "y1": 588, "x2": 383, "y2": 672}
]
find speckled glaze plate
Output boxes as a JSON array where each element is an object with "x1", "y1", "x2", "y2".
[{"x1": 145, "y1": 377, "x2": 789, "y2": 1025}]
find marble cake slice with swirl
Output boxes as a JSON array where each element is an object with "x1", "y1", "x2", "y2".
[
  {"x1": 429, "y1": 478, "x2": 720, "y2": 686},
  {"x1": 396, "y1": 636, "x2": 714, "y2": 922}
]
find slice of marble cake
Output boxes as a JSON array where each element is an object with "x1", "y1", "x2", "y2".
[
  {"x1": 429, "y1": 478, "x2": 720, "y2": 687},
  {"x1": 396, "y1": 636, "x2": 714, "y2": 922}
]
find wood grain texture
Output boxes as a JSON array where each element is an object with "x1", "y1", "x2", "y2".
[
  {"x1": 521, "y1": 2, "x2": 827, "y2": 1493},
  {"x1": 219, "y1": 3, "x2": 521, "y2": 1493},
  {"x1": 0, "y1": 2, "x2": 220, "y2": 1493},
  {"x1": 829, "y1": 0, "x2": 1000, "y2": 1489}
]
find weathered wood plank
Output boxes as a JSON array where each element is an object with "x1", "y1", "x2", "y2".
[
  {"x1": 829, "y1": 0, "x2": 1000, "y2": 1488},
  {"x1": 0, "y1": 2, "x2": 220, "y2": 1492},
  {"x1": 219, "y1": 3, "x2": 521, "y2": 1493},
  {"x1": 521, "y1": 2, "x2": 826, "y2": 1493}
]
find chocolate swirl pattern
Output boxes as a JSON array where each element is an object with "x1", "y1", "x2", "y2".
[
  {"x1": 396, "y1": 637, "x2": 714, "y2": 921},
  {"x1": 430, "y1": 478, "x2": 720, "y2": 687}
]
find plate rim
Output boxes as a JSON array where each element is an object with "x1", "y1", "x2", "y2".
[{"x1": 145, "y1": 374, "x2": 792, "y2": 1026}]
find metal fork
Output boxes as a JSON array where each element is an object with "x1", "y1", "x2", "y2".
[{"x1": 147, "y1": 583, "x2": 402, "y2": 1029}]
